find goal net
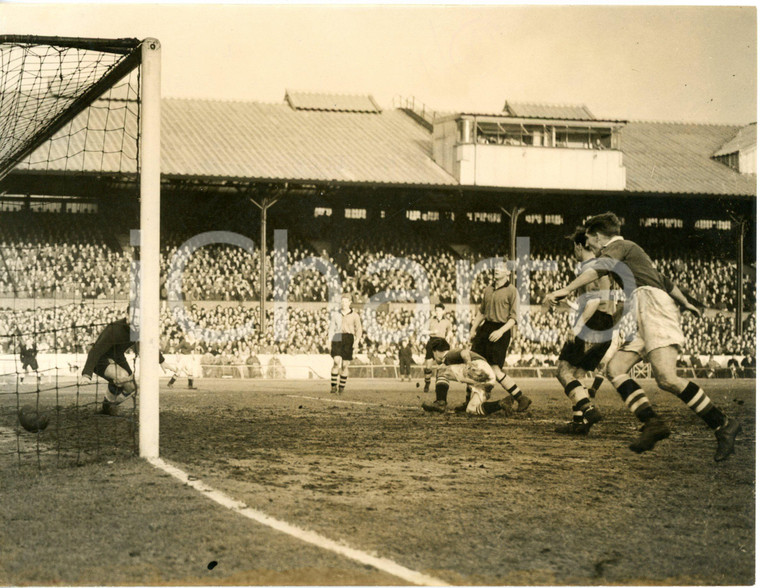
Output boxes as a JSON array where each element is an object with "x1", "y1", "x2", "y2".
[{"x1": 0, "y1": 36, "x2": 161, "y2": 467}]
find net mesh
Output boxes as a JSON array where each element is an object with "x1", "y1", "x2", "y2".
[{"x1": 0, "y1": 37, "x2": 143, "y2": 467}]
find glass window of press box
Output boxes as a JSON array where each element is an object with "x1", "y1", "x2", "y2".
[{"x1": 457, "y1": 118, "x2": 619, "y2": 150}]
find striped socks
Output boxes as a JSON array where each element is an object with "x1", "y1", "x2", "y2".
[
  {"x1": 678, "y1": 382, "x2": 726, "y2": 429},
  {"x1": 611, "y1": 375, "x2": 656, "y2": 422},
  {"x1": 498, "y1": 375, "x2": 523, "y2": 400}
]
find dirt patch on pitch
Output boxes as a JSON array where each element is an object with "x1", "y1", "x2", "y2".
[
  {"x1": 159, "y1": 380, "x2": 755, "y2": 585},
  {"x1": 0, "y1": 379, "x2": 754, "y2": 585}
]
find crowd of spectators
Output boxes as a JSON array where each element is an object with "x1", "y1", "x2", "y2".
[
  {"x1": 2, "y1": 298, "x2": 754, "y2": 374},
  {"x1": 0, "y1": 214, "x2": 130, "y2": 300},
  {"x1": 1, "y1": 213, "x2": 755, "y2": 312},
  {"x1": 0, "y1": 212, "x2": 755, "y2": 370}
]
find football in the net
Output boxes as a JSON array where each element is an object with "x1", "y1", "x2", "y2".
[{"x1": 18, "y1": 405, "x2": 50, "y2": 433}]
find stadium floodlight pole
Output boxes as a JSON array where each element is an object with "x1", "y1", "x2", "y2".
[
  {"x1": 250, "y1": 188, "x2": 283, "y2": 340},
  {"x1": 500, "y1": 205, "x2": 526, "y2": 262},
  {"x1": 735, "y1": 217, "x2": 745, "y2": 337},
  {"x1": 138, "y1": 38, "x2": 162, "y2": 459},
  {"x1": 500, "y1": 205, "x2": 525, "y2": 339}
]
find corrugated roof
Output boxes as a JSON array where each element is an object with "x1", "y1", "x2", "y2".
[
  {"x1": 14, "y1": 97, "x2": 755, "y2": 196},
  {"x1": 620, "y1": 121, "x2": 756, "y2": 195},
  {"x1": 713, "y1": 123, "x2": 756, "y2": 157},
  {"x1": 159, "y1": 99, "x2": 455, "y2": 185},
  {"x1": 17, "y1": 97, "x2": 455, "y2": 186},
  {"x1": 504, "y1": 101, "x2": 596, "y2": 121},
  {"x1": 19, "y1": 99, "x2": 140, "y2": 174},
  {"x1": 285, "y1": 90, "x2": 382, "y2": 113}
]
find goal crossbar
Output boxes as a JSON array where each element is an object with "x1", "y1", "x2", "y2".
[{"x1": 0, "y1": 36, "x2": 144, "y2": 183}]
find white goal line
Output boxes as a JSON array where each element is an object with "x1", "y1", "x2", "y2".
[{"x1": 148, "y1": 457, "x2": 449, "y2": 586}]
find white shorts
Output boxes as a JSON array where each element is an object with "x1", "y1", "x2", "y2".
[
  {"x1": 441, "y1": 360, "x2": 496, "y2": 415},
  {"x1": 176, "y1": 354, "x2": 195, "y2": 377},
  {"x1": 442, "y1": 359, "x2": 497, "y2": 388},
  {"x1": 620, "y1": 286, "x2": 685, "y2": 358}
]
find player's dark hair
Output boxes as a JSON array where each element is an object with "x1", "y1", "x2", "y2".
[
  {"x1": 566, "y1": 226, "x2": 588, "y2": 247},
  {"x1": 584, "y1": 212, "x2": 621, "y2": 236},
  {"x1": 434, "y1": 303, "x2": 445, "y2": 310},
  {"x1": 430, "y1": 338, "x2": 450, "y2": 353}
]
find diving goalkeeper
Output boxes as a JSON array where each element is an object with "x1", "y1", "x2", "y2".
[{"x1": 80, "y1": 309, "x2": 165, "y2": 414}]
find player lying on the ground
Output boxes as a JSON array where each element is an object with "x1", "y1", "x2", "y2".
[
  {"x1": 422, "y1": 339, "x2": 512, "y2": 416},
  {"x1": 79, "y1": 308, "x2": 165, "y2": 415},
  {"x1": 545, "y1": 212, "x2": 741, "y2": 461}
]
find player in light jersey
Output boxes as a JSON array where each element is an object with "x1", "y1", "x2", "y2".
[
  {"x1": 545, "y1": 212, "x2": 741, "y2": 461},
  {"x1": 422, "y1": 339, "x2": 512, "y2": 415},
  {"x1": 422, "y1": 303, "x2": 453, "y2": 392},
  {"x1": 328, "y1": 293, "x2": 363, "y2": 394},
  {"x1": 166, "y1": 334, "x2": 198, "y2": 390}
]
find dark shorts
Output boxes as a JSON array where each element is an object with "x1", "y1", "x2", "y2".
[
  {"x1": 559, "y1": 312, "x2": 614, "y2": 372},
  {"x1": 330, "y1": 333, "x2": 355, "y2": 361},
  {"x1": 471, "y1": 321, "x2": 511, "y2": 368},
  {"x1": 93, "y1": 354, "x2": 132, "y2": 381},
  {"x1": 425, "y1": 336, "x2": 448, "y2": 360},
  {"x1": 21, "y1": 357, "x2": 38, "y2": 371}
]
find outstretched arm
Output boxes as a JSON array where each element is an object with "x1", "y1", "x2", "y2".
[{"x1": 544, "y1": 268, "x2": 600, "y2": 307}]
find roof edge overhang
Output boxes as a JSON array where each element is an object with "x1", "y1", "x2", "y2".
[{"x1": 5, "y1": 170, "x2": 754, "y2": 200}]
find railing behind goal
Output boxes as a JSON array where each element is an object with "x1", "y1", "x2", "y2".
[{"x1": 0, "y1": 36, "x2": 161, "y2": 467}]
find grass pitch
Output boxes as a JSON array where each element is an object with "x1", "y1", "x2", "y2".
[{"x1": 1, "y1": 377, "x2": 755, "y2": 585}]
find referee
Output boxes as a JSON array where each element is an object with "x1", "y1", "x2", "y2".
[{"x1": 468, "y1": 263, "x2": 531, "y2": 412}]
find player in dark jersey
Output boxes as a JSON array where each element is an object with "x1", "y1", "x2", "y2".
[
  {"x1": 422, "y1": 303, "x2": 453, "y2": 392},
  {"x1": 18, "y1": 338, "x2": 40, "y2": 383},
  {"x1": 468, "y1": 263, "x2": 531, "y2": 412},
  {"x1": 328, "y1": 293, "x2": 363, "y2": 394},
  {"x1": 545, "y1": 212, "x2": 740, "y2": 461},
  {"x1": 80, "y1": 310, "x2": 165, "y2": 414},
  {"x1": 552, "y1": 228, "x2": 612, "y2": 435},
  {"x1": 422, "y1": 339, "x2": 512, "y2": 416}
]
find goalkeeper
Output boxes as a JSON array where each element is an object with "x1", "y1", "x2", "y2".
[
  {"x1": 79, "y1": 309, "x2": 165, "y2": 414},
  {"x1": 422, "y1": 339, "x2": 512, "y2": 416}
]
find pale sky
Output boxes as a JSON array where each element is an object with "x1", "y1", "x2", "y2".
[{"x1": 2, "y1": 3, "x2": 757, "y2": 125}]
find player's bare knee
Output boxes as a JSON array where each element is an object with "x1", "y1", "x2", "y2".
[
  {"x1": 653, "y1": 370, "x2": 683, "y2": 394},
  {"x1": 556, "y1": 362, "x2": 573, "y2": 385},
  {"x1": 604, "y1": 363, "x2": 620, "y2": 381}
]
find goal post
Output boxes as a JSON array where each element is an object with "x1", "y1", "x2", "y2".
[
  {"x1": 0, "y1": 35, "x2": 162, "y2": 463},
  {"x1": 138, "y1": 38, "x2": 161, "y2": 458}
]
